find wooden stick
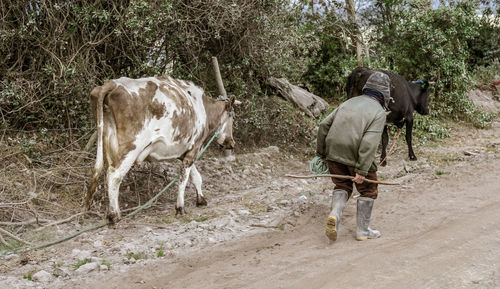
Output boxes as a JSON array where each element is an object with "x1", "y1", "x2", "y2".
[
  {"x1": 212, "y1": 56, "x2": 227, "y2": 98},
  {"x1": 0, "y1": 233, "x2": 10, "y2": 247},
  {"x1": 34, "y1": 212, "x2": 85, "y2": 232},
  {"x1": 284, "y1": 174, "x2": 400, "y2": 185},
  {"x1": 0, "y1": 219, "x2": 49, "y2": 226},
  {"x1": 0, "y1": 228, "x2": 34, "y2": 246}
]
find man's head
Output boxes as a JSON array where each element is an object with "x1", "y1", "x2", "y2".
[{"x1": 363, "y1": 71, "x2": 391, "y2": 109}]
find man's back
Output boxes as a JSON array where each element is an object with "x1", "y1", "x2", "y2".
[{"x1": 318, "y1": 95, "x2": 386, "y2": 175}]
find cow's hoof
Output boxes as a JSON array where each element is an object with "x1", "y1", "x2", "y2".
[
  {"x1": 380, "y1": 160, "x2": 387, "y2": 167},
  {"x1": 196, "y1": 196, "x2": 208, "y2": 207},
  {"x1": 106, "y1": 212, "x2": 120, "y2": 228},
  {"x1": 175, "y1": 206, "x2": 186, "y2": 216},
  {"x1": 409, "y1": 155, "x2": 417, "y2": 161}
]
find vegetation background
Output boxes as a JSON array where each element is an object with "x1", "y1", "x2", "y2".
[{"x1": 0, "y1": 0, "x2": 498, "y2": 245}]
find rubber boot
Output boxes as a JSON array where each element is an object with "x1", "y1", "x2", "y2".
[
  {"x1": 356, "y1": 197, "x2": 381, "y2": 241},
  {"x1": 325, "y1": 190, "x2": 348, "y2": 241}
]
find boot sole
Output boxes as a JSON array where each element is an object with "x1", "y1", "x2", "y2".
[
  {"x1": 325, "y1": 216, "x2": 338, "y2": 241},
  {"x1": 356, "y1": 234, "x2": 381, "y2": 241}
]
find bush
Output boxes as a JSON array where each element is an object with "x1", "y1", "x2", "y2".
[
  {"x1": 0, "y1": 0, "x2": 317, "y2": 148},
  {"x1": 368, "y1": 1, "x2": 498, "y2": 128}
]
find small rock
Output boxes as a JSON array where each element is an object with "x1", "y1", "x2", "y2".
[
  {"x1": 53, "y1": 267, "x2": 71, "y2": 277},
  {"x1": 75, "y1": 262, "x2": 99, "y2": 275},
  {"x1": 32, "y1": 270, "x2": 52, "y2": 282},
  {"x1": 279, "y1": 200, "x2": 290, "y2": 207},
  {"x1": 464, "y1": 150, "x2": 480, "y2": 156},
  {"x1": 119, "y1": 243, "x2": 138, "y2": 255},
  {"x1": 3, "y1": 253, "x2": 18, "y2": 260},
  {"x1": 100, "y1": 265, "x2": 109, "y2": 271},
  {"x1": 263, "y1": 146, "x2": 280, "y2": 153},
  {"x1": 267, "y1": 205, "x2": 278, "y2": 212},
  {"x1": 237, "y1": 209, "x2": 250, "y2": 215},
  {"x1": 71, "y1": 249, "x2": 92, "y2": 260}
]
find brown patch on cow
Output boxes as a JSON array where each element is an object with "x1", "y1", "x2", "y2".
[
  {"x1": 158, "y1": 82, "x2": 197, "y2": 142},
  {"x1": 156, "y1": 76, "x2": 169, "y2": 81},
  {"x1": 150, "y1": 99, "x2": 166, "y2": 119},
  {"x1": 159, "y1": 83, "x2": 189, "y2": 110},
  {"x1": 171, "y1": 109, "x2": 195, "y2": 142},
  {"x1": 202, "y1": 94, "x2": 227, "y2": 132},
  {"x1": 104, "y1": 85, "x2": 147, "y2": 167},
  {"x1": 172, "y1": 78, "x2": 186, "y2": 88}
]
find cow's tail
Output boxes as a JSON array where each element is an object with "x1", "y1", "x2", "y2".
[
  {"x1": 346, "y1": 67, "x2": 369, "y2": 99},
  {"x1": 85, "y1": 81, "x2": 115, "y2": 210},
  {"x1": 346, "y1": 69, "x2": 355, "y2": 98}
]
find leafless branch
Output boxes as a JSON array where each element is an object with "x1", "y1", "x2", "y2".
[{"x1": 0, "y1": 228, "x2": 33, "y2": 245}]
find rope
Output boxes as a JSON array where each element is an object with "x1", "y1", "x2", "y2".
[
  {"x1": 1, "y1": 130, "x2": 220, "y2": 258},
  {"x1": 378, "y1": 127, "x2": 403, "y2": 166},
  {"x1": 309, "y1": 156, "x2": 329, "y2": 175}
]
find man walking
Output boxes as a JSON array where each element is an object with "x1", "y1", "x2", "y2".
[{"x1": 316, "y1": 71, "x2": 391, "y2": 241}]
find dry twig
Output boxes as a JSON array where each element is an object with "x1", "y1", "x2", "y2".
[
  {"x1": 0, "y1": 228, "x2": 33, "y2": 246},
  {"x1": 34, "y1": 212, "x2": 84, "y2": 232}
]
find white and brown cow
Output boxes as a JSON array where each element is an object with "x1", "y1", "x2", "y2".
[{"x1": 84, "y1": 76, "x2": 237, "y2": 224}]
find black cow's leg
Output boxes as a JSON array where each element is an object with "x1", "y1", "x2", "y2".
[
  {"x1": 380, "y1": 125, "x2": 389, "y2": 167},
  {"x1": 405, "y1": 118, "x2": 417, "y2": 161}
]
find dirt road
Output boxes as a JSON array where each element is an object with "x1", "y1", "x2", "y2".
[
  {"x1": 71, "y1": 119, "x2": 500, "y2": 289},
  {"x1": 81, "y1": 157, "x2": 500, "y2": 289},
  {"x1": 1, "y1": 120, "x2": 499, "y2": 289}
]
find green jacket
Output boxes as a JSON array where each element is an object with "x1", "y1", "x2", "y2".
[{"x1": 316, "y1": 95, "x2": 386, "y2": 176}]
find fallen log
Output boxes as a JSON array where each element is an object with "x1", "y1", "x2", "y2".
[{"x1": 268, "y1": 77, "x2": 329, "y2": 118}]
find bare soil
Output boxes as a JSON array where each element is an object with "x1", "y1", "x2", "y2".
[{"x1": 1, "y1": 118, "x2": 499, "y2": 289}]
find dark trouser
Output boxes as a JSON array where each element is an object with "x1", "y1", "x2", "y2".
[{"x1": 326, "y1": 160, "x2": 378, "y2": 199}]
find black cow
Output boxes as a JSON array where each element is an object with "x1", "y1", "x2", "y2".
[{"x1": 346, "y1": 67, "x2": 431, "y2": 166}]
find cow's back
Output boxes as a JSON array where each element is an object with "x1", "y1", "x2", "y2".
[
  {"x1": 347, "y1": 67, "x2": 414, "y2": 121},
  {"x1": 97, "y1": 77, "x2": 208, "y2": 164}
]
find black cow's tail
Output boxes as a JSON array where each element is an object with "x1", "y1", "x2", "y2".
[
  {"x1": 85, "y1": 81, "x2": 116, "y2": 210},
  {"x1": 346, "y1": 67, "x2": 370, "y2": 99}
]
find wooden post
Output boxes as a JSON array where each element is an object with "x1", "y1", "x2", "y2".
[
  {"x1": 211, "y1": 56, "x2": 233, "y2": 157},
  {"x1": 212, "y1": 57, "x2": 227, "y2": 98}
]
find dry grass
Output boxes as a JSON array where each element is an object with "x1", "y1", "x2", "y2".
[{"x1": 0, "y1": 132, "x2": 186, "y2": 248}]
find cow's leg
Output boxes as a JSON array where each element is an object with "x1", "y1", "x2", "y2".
[
  {"x1": 106, "y1": 157, "x2": 135, "y2": 225},
  {"x1": 85, "y1": 164, "x2": 104, "y2": 211},
  {"x1": 405, "y1": 118, "x2": 417, "y2": 161},
  {"x1": 380, "y1": 125, "x2": 389, "y2": 167},
  {"x1": 190, "y1": 165, "x2": 207, "y2": 207},
  {"x1": 175, "y1": 164, "x2": 192, "y2": 216}
]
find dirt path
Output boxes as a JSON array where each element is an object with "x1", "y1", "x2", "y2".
[
  {"x1": 1, "y1": 120, "x2": 499, "y2": 289},
  {"x1": 80, "y1": 157, "x2": 500, "y2": 289}
]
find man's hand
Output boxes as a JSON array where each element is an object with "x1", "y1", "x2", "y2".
[{"x1": 353, "y1": 173, "x2": 366, "y2": 184}]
